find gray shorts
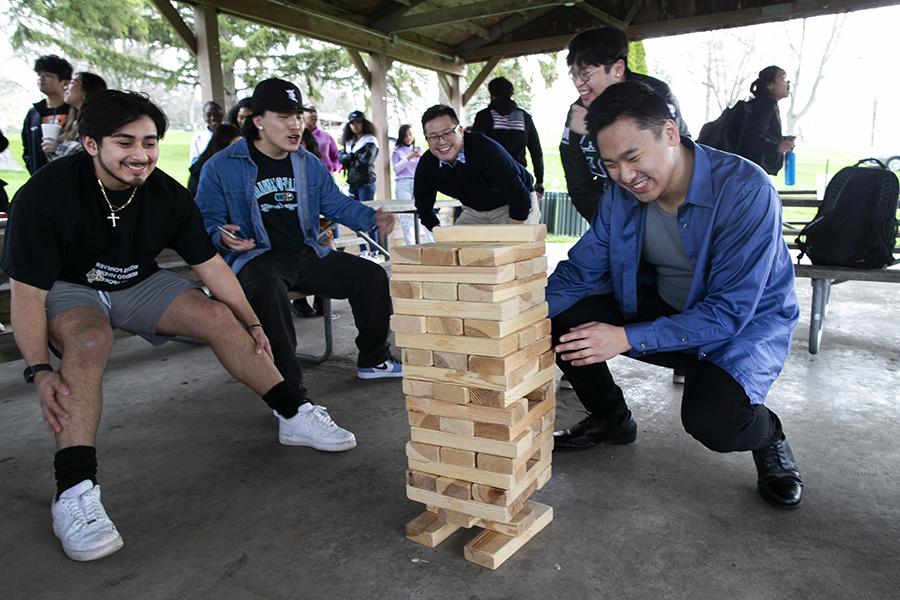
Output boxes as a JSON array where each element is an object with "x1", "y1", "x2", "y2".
[{"x1": 45, "y1": 270, "x2": 203, "y2": 346}]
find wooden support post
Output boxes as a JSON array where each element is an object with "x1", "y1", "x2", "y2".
[
  {"x1": 447, "y1": 74, "x2": 463, "y2": 124},
  {"x1": 368, "y1": 53, "x2": 393, "y2": 200},
  {"x1": 194, "y1": 4, "x2": 225, "y2": 107},
  {"x1": 345, "y1": 48, "x2": 371, "y2": 86}
]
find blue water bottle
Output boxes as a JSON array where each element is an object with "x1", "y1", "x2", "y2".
[{"x1": 784, "y1": 150, "x2": 796, "y2": 186}]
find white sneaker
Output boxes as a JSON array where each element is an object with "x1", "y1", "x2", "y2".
[
  {"x1": 278, "y1": 403, "x2": 357, "y2": 451},
  {"x1": 51, "y1": 480, "x2": 124, "y2": 561}
]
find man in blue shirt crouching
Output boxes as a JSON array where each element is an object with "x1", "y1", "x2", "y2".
[{"x1": 548, "y1": 81, "x2": 803, "y2": 508}]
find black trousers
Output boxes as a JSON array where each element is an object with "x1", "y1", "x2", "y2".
[
  {"x1": 551, "y1": 288, "x2": 782, "y2": 453},
  {"x1": 237, "y1": 248, "x2": 392, "y2": 393}
]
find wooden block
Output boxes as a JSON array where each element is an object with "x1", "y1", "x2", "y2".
[
  {"x1": 390, "y1": 314, "x2": 427, "y2": 334},
  {"x1": 390, "y1": 280, "x2": 423, "y2": 299},
  {"x1": 434, "y1": 508, "x2": 480, "y2": 528},
  {"x1": 432, "y1": 351, "x2": 468, "y2": 370},
  {"x1": 469, "y1": 387, "x2": 504, "y2": 407},
  {"x1": 518, "y1": 318, "x2": 551, "y2": 349},
  {"x1": 392, "y1": 263, "x2": 516, "y2": 284},
  {"x1": 457, "y1": 274, "x2": 547, "y2": 303},
  {"x1": 539, "y1": 348, "x2": 555, "y2": 370},
  {"x1": 406, "y1": 441, "x2": 440, "y2": 463},
  {"x1": 457, "y1": 241, "x2": 545, "y2": 267},
  {"x1": 394, "y1": 296, "x2": 522, "y2": 321},
  {"x1": 403, "y1": 363, "x2": 555, "y2": 398},
  {"x1": 426, "y1": 316, "x2": 464, "y2": 335},
  {"x1": 408, "y1": 410, "x2": 440, "y2": 430},
  {"x1": 473, "y1": 391, "x2": 556, "y2": 441},
  {"x1": 464, "y1": 303, "x2": 548, "y2": 339},
  {"x1": 439, "y1": 416, "x2": 474, "y2": 436},
  {"x1": 432, "y1": 224, "x2": 546, "y2": 243},
  {"x1": 477, "y1": 453, "x2": 515, "y2": 474},
  {"x1": 469, "y1": 337, "x2": 552, "y2": 376},
  {"x1": 436, "y1": 476, "x2": 471, "y2": 499},
  {"x1": 478, "y1": 499, "x2": 543, "y2": 537},
  {"x1": 407, "y1": 469, "x2": 438, "y2": 492},
  {"x1": 422, "y1": 281, "x2": 457, "y2": 300},
  {"x1": 463, "y1": 502, "x2": 553, "y2": 569},
  {"x1": 432, "y1": 383, "x2": 469, "y2": 405},
  {"x1": 392, "y1": 245, "x2": 423, "y2": 264},
  {"x1": 411, "y1": 426, "x2": 532, "y2": 459},
  {"x1": 470, "y1": 457, "x2": 549, "y2": 508},
  {"x1": 421, "y1": 245, "x2": 459, "y2": 266},
  {"x1": 405, "y1": 511, "x2": 460, "y2": 547},
  {"x1": 515, "y1": 255, "x2": 549, "y2": 278},
  {"x1": 394, "y1": 332, "x2": 518, "y2": 357},
  {"x1": 402, "y1": 348, "x2": 433, "y2": 367},
  {"x1": 409, "y1": 458, "x2": 517, "y2": 489},
  {"x1": 402, "y1": 379, "x2": 434, "y2": 397},
  {"x1": 440, "y1": 447, "x2": 476, "y2": 468},
  {"x1": 406, "y1": 396, "x2": 528, "y2": 427}
]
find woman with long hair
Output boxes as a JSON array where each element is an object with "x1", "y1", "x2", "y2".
[
  {"x1": 391, "y1": 124, "x2": 431, "y2": 244},
  {"x1": 188, "y1": 123, "x2": 242, "y2": 197},
  {"x1": 736, "y1": 65, "x2": 796, "y2": 175},
  {"x1": 43, "y1": 71, "x2": 107, "y2": 161},
  {"x1": 339, "y1": 110, "x2": 379, "y2": 201}
]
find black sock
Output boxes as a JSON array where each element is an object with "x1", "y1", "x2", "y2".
[
  {"x1": 54, "y1": 446, "x2": 97, "y2": 500},
  {"x1": 262, "y1": 380, "x2": 306, "y2": 419}
]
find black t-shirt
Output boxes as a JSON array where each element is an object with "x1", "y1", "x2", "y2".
[
  {"x1": 37, "y1": 102, "x2": 71, "y2": 128},
  {"x1": 1, "y1": 152, "x2": 216, "y2": 291},
  {"x1": 249, "y1": 144, "x2": 305, "y2": 252}
]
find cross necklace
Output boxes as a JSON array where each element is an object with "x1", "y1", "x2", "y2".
[{"x1": 97, "y1": 179, "x2": 137, "y2": 228}]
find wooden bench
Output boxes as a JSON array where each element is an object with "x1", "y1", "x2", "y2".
[{"x1": 780, "y1": 192, "x2": 900, "y2": 353}]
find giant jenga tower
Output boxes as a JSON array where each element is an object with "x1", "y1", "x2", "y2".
[{"x1": 389, "y1": 224, "x2": 556, "y2": 569}]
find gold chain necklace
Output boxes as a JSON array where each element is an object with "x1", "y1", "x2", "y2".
[{"x1": 97, "y1": 179, "x2": 137, "y2": 228}]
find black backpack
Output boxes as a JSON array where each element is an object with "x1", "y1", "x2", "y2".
[
  {"x1": 795, "y1": 159, "x2": 899, "y2": 269},
  {"x1": 697, "y1": 100, "x2": 750, "y2": 153}
]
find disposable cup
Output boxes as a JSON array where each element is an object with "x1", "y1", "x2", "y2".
[{"x1": 41, "y1": 123, "x2": 61, "y2": 140}]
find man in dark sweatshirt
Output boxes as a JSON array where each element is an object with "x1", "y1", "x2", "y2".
[
  {"x1": 414, "y1": 104, "x2": 538, "y2": 229},
  {"x1": 21, "y1": 54, "x2": 73, "y2": 174},
  {"x1": 471, "y1": 77, "x2": 544, "y2": 198}
]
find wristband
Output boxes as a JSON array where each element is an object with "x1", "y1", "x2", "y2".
[{"x1": 246, "y1": 323, "x2": 262, "y2": 332}]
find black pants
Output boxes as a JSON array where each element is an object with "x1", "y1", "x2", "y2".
[
  {"x1": 551, "y1": 288, "x2": 782, "y2": 453},
  {"x1": 237, "y1": 248, "x2": 392, "y2": 393}
]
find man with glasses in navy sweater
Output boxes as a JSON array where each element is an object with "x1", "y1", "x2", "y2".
[{"x1": 413, "y1": 104, "x2": 540, "y2": 229}]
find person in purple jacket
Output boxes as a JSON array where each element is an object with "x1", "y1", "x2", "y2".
[
  {"x1": 302, "y1": 107, "x2": 342, "y2": 173},
  {"x1": 391, "y1": 124, "x2": 431, "y2": 243},
  {"x1": 548, "y1": 81, "x2": 803, "y2": 509}
]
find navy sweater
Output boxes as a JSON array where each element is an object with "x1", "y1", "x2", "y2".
[{"x1": 413, "y1": 131, "x2": 534, "y2": 229}]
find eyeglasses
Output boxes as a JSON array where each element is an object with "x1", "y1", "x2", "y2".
[
  {"x1": 424, "y1": 126, "x2": 460, "y2": 144},
  {"x1": 568, "y1": 67, "x2": 601, "y2": 84}
]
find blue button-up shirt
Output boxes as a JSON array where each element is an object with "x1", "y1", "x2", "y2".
[
  {"x1": 439, "y1": 147, "x2": 466, "y2": 167},
  {"x1": 547, "y1": 140, "x2": 798, "y2": 404}
]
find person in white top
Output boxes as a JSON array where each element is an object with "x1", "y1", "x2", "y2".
[{"x1": 189, "y1": 101, "x2": 223, "y2": 165}]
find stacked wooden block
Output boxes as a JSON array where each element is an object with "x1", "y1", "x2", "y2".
[{"x1": 389, "y1": 224, "x2": 556, "y2": 569}]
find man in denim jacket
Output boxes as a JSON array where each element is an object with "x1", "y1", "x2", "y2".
[
  {"x1": 196, "y1": 79, "x2": 401, "y2": 403},
  {"x1": 549, "y1": 81, "x2": 803, "y2": 509}
]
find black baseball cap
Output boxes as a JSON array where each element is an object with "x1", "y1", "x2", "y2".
[
  {"x1": 348, "y1": 110, "x2": 366, "y2": 122},
  {"x1": 251, "y1": 78, "x2": 309, "y2": 114}
]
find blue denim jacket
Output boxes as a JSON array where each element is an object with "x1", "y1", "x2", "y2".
[
  {"x1": 547, "y1": 140, "x2": 799, "y2": 404},
  {"x1": 194, "y1": 138, "x2": 376, "y2": 274}
]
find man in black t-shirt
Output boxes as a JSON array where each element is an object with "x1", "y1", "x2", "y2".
[
  {"x1": 2, "y1": 90, "x2": 356, "y2": 563},
  {"x1": 21, "y1": 54, "x2": 73, "y2": 174}
]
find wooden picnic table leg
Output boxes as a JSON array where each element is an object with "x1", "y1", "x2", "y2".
[{"x1": 808, "y1": 278, "x2": 832, "y2": 354}]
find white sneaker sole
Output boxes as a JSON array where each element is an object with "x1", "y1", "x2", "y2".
[
  {"x1": 61, "y1": 533, "x2": 124, "y2": 562},
  {"x1": 279, "y1": 436, "x2": 357, "y2": 452},
  {"x1": 356, "y1": 370, "x2": 402, "y2": 380}
]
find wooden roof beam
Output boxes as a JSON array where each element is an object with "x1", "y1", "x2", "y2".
[
  {"x1": 378, "y1": 0, "x2": 569, "y2": 34},
  {"x1": 455, "y1": 6, "x2": 556, "y2": 52},
  {"x1": 462, "y1": 55, "x2": 502, "y2": 106},
  {"x1": 200, "y1": 0, "x2": 465, "y2": 75},
  {"x1": 576, "y1": 2, "x2": 625, "y2": 28},
  {"x1": 149, "y1": 0, "x2": 197, "y2": 55}
]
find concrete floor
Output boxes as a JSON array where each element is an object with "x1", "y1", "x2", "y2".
[{"x1": 1, "y1": 248, "x2": 898, "y2": 599}]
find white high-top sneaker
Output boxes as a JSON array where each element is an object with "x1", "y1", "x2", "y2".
[
  {"x1": 51, "y1": 480, "x2": 124, "y2": 561},
  {"x1": 278, "y1": 403, "x2": 357, "y2": 451}
]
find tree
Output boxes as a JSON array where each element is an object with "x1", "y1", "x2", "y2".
[{"x1": 783, "y1": 15, "x2": 846, "y2": 134}]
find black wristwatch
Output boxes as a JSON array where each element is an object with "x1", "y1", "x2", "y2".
[{"x1": 24, "y1": 363, "x2": 53, "y2": 383}]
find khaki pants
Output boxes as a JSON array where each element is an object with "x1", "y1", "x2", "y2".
[{"x1": 455, "y1": 193, "x2": 541, "y2": 225}]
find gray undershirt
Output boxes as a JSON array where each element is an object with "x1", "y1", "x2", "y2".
[{"x1": 642, "y1": 201, "x2": 694, "y2": 310}]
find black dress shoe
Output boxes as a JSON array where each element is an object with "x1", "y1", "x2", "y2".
[
  {"x1": 752, "y1": 436, "x2": 803, "y2": 509},
  {"x1": 553, "y1": 411, "x2": 637, "y2": 452},
  {"x1": 292, "y1": 298, "x2": 318, "y2": 318}
]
